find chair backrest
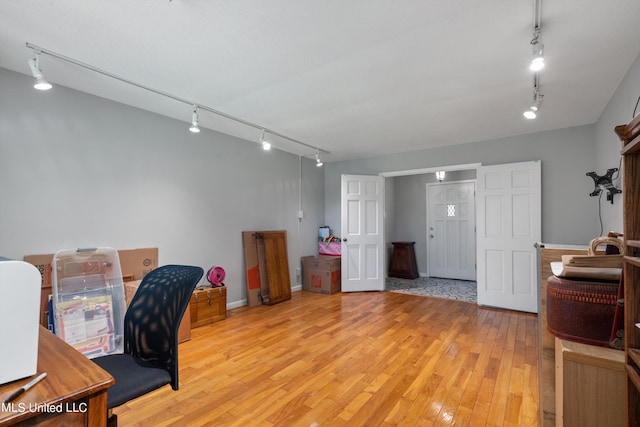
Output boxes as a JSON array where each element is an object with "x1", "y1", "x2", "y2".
[{"x1": 124, "y1": 264, "x2": 204, "y2": 389}]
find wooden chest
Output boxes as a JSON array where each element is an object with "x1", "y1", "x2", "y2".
[{"x1": 190, "y1": 286, "x2": 226, "y2": 328}]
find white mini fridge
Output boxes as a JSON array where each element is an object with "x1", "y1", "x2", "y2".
[{"x1": 0, "y1": 258, "x2": 41, "y2": 385}]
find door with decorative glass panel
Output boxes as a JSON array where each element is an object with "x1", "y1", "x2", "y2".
[{"x1": 427, "y1": 180, "x2": 477, "y2": 280}]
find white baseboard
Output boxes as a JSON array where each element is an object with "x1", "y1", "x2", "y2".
[
  {"x1": 227, "y1": 286, "x2": 303, "y2": 309},
  {"x1": 226, "y1": 299, "x2": 246, "y2": 310}
]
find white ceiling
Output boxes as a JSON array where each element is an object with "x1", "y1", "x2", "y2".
[{"x1": 2, "y1": 1, "x2": 640, "y2": 162}]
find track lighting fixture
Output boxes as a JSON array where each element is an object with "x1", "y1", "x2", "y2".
[
  {"x1": 522, "y1": 0, "x2": 546, "y2": 120},
  {"x1": 260, "y1": 130, "x2": 271, "y2": 151},
  {"x1": 523, "y1": 74, "x2": 543, "y2": 119},
  {"x1": 523, "y1": 91, "x2": 543, "y2": 119},
  {"x1": 25, "y1": 42, "x2": 329, "y2": 157},
  {"x1": 530, "y1": 34, "x2": 545, "y2": 72},
  {"x1": 315, "y1": 151, "x2": 323, "y2": 167},
  {"x1": 435, "y1": 171, "x2": 445, "y2": 182},
  {"x1": 189, "y1": 106, "x2": 200, "y2": 133},
  {"x1": 28, "y1": 53, "x2": 52, "y2": 91}
]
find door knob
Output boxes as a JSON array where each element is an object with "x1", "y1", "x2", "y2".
[{"x1": 343, "y1": 238, "x2": 348, "y2": 242}]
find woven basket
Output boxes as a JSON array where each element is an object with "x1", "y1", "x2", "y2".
[
  {"x1": 546, "y1": 275, "x2": 618, "y2": 347},
  {"x1": 588, "y1": 236, "x2": 624, "y2": 255}
]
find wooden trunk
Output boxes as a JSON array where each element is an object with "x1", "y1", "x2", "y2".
[{"x1": 190, "y1": 286, "x2": 227, "y2": 328}]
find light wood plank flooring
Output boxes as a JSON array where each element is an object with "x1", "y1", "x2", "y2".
[{"x1": 113, "y1": 290, "x2": 539, "y2": 426}]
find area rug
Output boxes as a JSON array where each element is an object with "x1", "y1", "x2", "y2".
[{"x1": 385, "y1": 276, "x2": 477, "y2": 303}]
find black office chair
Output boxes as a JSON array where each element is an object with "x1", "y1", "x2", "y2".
[{"x1": 93, "y1": 264, "x2": 204, "y2": 424}]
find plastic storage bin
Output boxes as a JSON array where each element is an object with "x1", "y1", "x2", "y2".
[{"x1": 52, "y1": 248, "x2": 126, "y2": 358}]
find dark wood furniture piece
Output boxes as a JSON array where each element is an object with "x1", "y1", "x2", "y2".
[
  {"x1": 388, "y1": 241, "x2": 419, "y2": 279},
  {"x1": 615, "y1": 113, "x2": 640, "y2": 426},
  {"x1": 0, "y1": 327, "x2": 114, "y2": 426}
]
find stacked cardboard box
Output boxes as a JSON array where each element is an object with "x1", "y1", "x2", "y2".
[{"x1": 302, "y1": 255, "x2": 341, "y2": 294}]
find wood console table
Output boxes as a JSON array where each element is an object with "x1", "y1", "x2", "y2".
[{"x1": 0, "y1": 327, "x2": 114, "y2": 426}]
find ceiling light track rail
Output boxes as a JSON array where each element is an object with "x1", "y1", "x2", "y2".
[
  {"x1": 25, "y1": 42, "x2": 328, "y2": 156},
  {"x1": 523, "y1": 0, "x2": 545, "y2": 120}
]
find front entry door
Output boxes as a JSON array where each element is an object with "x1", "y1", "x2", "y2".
[
  {"x1": 341, "y1": 174, "x2": 385, "y2": 292},
  {"x1": 427, "y1": 181, "x2": 476, "y2": 280}
]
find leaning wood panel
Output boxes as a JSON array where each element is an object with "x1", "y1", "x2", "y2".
[{"x1": 255, "y1": 231, "x2": 291, "y2": 305}]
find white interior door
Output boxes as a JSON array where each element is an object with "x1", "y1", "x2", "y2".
[
  {"x1": 427, "y1": 181, "x2": 476, "y2": 280},
  {"x1": 341, "y1": 174, "x2": 385, "y2": 292},
  {"x1": 476, "y1": 161, "x2": 541, "y2": 313}
]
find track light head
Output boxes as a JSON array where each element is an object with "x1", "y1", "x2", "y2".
[
  {"x1": 260, "y1": 130, "x2": 271, "y2": 151},
  {"x1": 523, "y1": 91, "x2": 543, "y2": 119},
  {"x1": 28, "y1": 55, "x2": 52, "y2": 90},
  {"x1": 530, "y1": 39, "x2": 545, "y2": 71},
  {"x1": 315, "y1": 151, "x2": 323, "y2": 167},
  {"x1": 189, "y1": 106, "x2": 200, "y2": 133}
]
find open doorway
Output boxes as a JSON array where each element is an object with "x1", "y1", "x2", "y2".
[
  {"x1": 381, "y1": 161, "x2": 541, "y2": 313},
  {"x1": 381, "y1": 164, "x2": 479, "y2": 302}
]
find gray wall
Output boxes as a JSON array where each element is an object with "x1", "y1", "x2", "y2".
[
  {"x1": 594, "y1": 52, "x2": 640, "y2": 234},
  {"x1": 0, "y1": 67, "x2": 325, "y2": 307},
  {"x1": 325, "y1": 124, "x2": 599, "y2": 248}
]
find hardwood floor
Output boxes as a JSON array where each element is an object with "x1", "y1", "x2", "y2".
[{"x1": 113, "y1": 291, "x2": 539, "y2": 426}]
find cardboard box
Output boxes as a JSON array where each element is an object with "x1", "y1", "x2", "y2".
[
  {"x1": 302, "y1": 255, "x2": 341, "y2": 294},
  {"x1": 242, "y1": 231, "x2": 263, "y2": 307},
  {"x1": 118, "y1": 248, "x2": 158, "y2": 281}
]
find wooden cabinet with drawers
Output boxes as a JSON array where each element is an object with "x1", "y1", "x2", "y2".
[{"x1": 190, "y1": 286, "x2": 227, "y2": 328}]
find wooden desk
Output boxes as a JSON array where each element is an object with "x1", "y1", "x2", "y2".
[{"x1": 0, "y1": 327, "x2": 114, "y2": 426}]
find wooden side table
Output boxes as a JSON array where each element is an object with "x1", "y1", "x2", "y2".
[{"x1": 388, "y1": 241, "x2": 419, "y2": 279}]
